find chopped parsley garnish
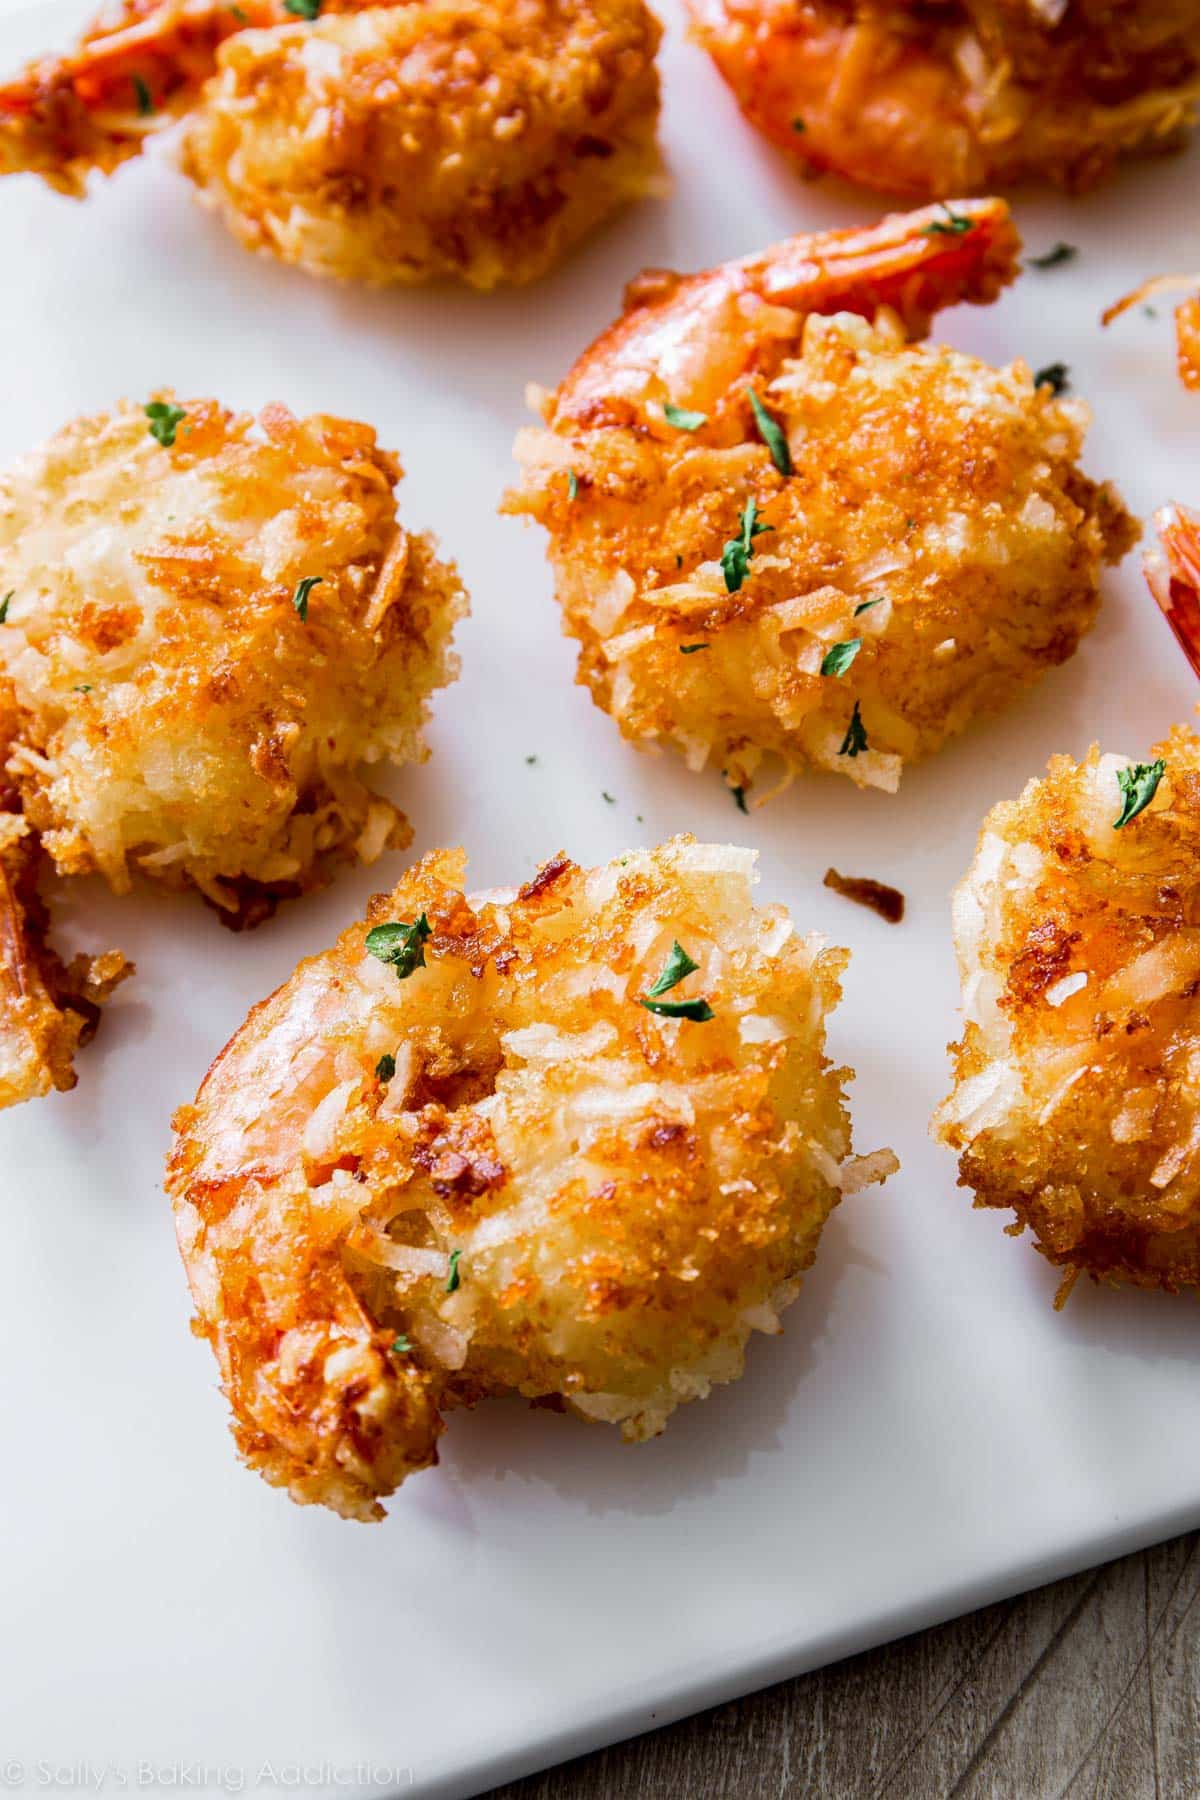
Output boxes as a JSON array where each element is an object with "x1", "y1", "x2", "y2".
[
  {"x1": 1028, "y1": 242, "x2": 1077, "y2": 270},
  {"x1": 445, "y1": 1248, "x2": 463, "y2": 1293},
  {"x1": 855, "y1": 597, "x2": 884, "y2": 616},
  {"x1": 640, "y1": 942, "x2": 712, "y2": 1021},
  {"x1": 680, "y1": 642, "x2": 709, "y2": 654},
  {"x1": 525, "y1": 753, "x2": 538, "y2": 764},
  {"x1": 73, "y1": 684, "x2": 92, "y2": 694},
  {"x1": 721, "y1": 498, "x2": 772, "y2": 593},
  {"x1": 923, "y1": 204, "x2": 972, "y2": 237},
  {"x1": 230, "y1": 5, "x2": 249, "y2": 20},
  {"x1": 644, "y1": 940, "x2": 700, "y2": 999},
  {"x1": 567, "y1": 470, "x2": 579, "y2": 501},
  {"x1": 663, "y1": 402, "x2": 708, "y2": 431},
  {"x1": 729, "y1": 782, "x2": 748, "y2": 814},
  {"x1": 748, "y1": 388, "x2": 792, "y2": 477},
  {"x1": 291, "y1": 575, "x2": 323, "y2": 621},
  {"x1": 839, "y1": 701, "x2": 869, "y2": 758},
  {"x1": 132, "y1": 75, "x2": 154, "y2": 116},
  {"x1": 392, "y1": 1334, "x2": 412, "y2": 1354},
  {"x1": 284, "y1": 0, "x2": 322, "y2": 15},
  {"x1": 791, "y1": 117, "x2": 806, "y2": 133},
  {"x1": 1034, "y1": 362, "x2": 1070, "y2": 395},
  {"x1": 375, "y1": 1053, "x2": 396, "y2": 1082},
  {"x1": 144, "y1": 401, "x2": 186, "y2": 447},
  {"x1": 365, "y1": 914, "x2": 432, "y2": 980},
  {"x1": 1113, "y1": 759, "x2": 1165, "y2": 829},
  {"x1": 0, "y1": 593, "x2": 11, "y2": 624},
  {"x1": 820, "y1": 638, "x2": 861, "y2": 678},
  {"x1": 602, "y1": 791, "x2": 616, "y2": 804}
]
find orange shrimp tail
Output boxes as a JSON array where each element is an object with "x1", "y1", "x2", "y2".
[
  {"x1": 1147, "y1": 505, "x2": 1200, "y2": 678},
  {"x1": 553, "y1": 197, "x2": 1020, "y2": 427}
]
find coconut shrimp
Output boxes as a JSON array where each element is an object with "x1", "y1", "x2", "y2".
[
  {"x1": 0, "y1": 815, "x2": 130, "y2": 1110},
  {"x1": 0, "y1": 395, "x2": 465, "y2": 927},
  {"x1": 166, "y1": 835, "x2": 897, "y2": 1519},
  {"x1": 688, "y1": 0, "x2": 1200, "y2": 201},
  {"x1": 505, "y1": 200, "x2": 1136, "y2": 800},
  {"x1": 933, "y1": 730, "x2": 1200, "y2": 1298},
  {"x1": 0, "y1": 0, "x2": 663, "y2": 288}
]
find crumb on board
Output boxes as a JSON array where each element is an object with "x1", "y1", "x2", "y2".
[{"x1": 823, "y1": 867, "x2": 905, "y2": 924}]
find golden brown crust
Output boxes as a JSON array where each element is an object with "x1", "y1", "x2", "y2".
[
  {"x1": 0, "y1": 0, "x2": 662, "y2": 287},
  {"x1": 507, "y1": 215, "x2": 1135, "y2": 795},
  {"x1": 933, "y1": 730, "x2": 1200, "y2": 1294},
  {"x1": 0, "y1": 804, "x2": 130, "y2": 1110},
  {"x1": 688, "y1": 0, "x2": 1200, "y2": 199},
  {"x1": 0, "y1": 395, "x2": 465, "y2": 921},
  {"x1": 166, "y1": 835, "x2": 896, "y2": 1518}
]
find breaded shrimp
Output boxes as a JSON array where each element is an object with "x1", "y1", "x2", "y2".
[
  {"x1": 933, "y1": 730, "x2": 1200, "y2": 1297},
  {"x1": 0, "y1": 0, "x2": 663, "y2": 288},
  {"x1": 166, "y1": 836, "x2": 897, "y2": 1519},
  {"x1": 0, "y1": 395, "x2": 465, "y2": 926},
  {"x1": 688, "y1": 0, "x2": 1200, "y2": 200},
  {"x1": 505, "y1": 201, "x2": 1136, "y2": 799}
]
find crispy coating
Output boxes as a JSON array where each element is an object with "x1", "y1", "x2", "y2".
[
  {"x1": 0, "y1": 810, "x2": 130, "y2": 1110},
  {"x1": 933, "y1": 730, "x2": 1200, "y2": 1296},
  {"x1": 166, "y1": 835, "x2": 897, "y2": 1519},
  {"x1": 0, "y1": 0, "x2": 662, "y2": 289},
  {"x1": 0, "y1": 396, "x2": 465, "y2": 924},
  {"x1": 506, "y1": 202, "x2": 1135, "y2": 797},
  {"x1": 688, "y1": 0, "x2": 1200, "y2": 199}
]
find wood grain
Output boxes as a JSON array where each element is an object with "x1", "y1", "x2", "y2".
[{"x1": 485, "y1": 1531, "x2": 1200, "y2": 1799}]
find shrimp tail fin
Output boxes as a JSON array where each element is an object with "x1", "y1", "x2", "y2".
[{"x1": 1147, "y1": 504, "x2": 1200, "y2": 679}]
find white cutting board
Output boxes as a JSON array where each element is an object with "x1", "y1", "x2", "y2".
[{"x1": 0, "y1": 3, "x2": 1197, "y2": 1796}]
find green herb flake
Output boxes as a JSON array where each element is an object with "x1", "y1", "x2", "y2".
[
  {"x1": 1034, "y1": 362, "x2": 1070, "y2": 395},
  {"x1": 748, "y1": 388, "x2": 792, "y2": 477},
  {"x1": 663, "y1": 402, "x2": 708, "y2": 431},
  {"x1": 0, "y1": 593, "x2": 12, "y2": 624},
  {"x1": 602, "y1": 791, "x2": 616, "y2": 805},
  {"x1": 640, "y1": 994, "x2": 715, "y2": 1023},
  {"x1": 680, "y1": 642, "x2": 709, "y2": 654},
  {"x1": 791, "y1": 117, "x2": 806, "y2": 133},
  {"x1": 230, "y1": 5, "x2": 249, "y2": 20},
  {"x1": 392, "y1": 1334, "x2": 412, "y2": 1354},
  {"x1": 73, "y1": 684, "x2": 92, "y2": 694},
  {"x1": 923, "y1": 204, "x2": 972, "y2": 237},
  {"x1": 644, "y1": 940, "x2": 700, "y2": 1001},
  {"x1": 525, "y1": 753, "x2": 538, "y2": 765},
  {"x1": 721, "y1": 497, "x2": 772, "y2": 594},
  {"x1": 365, "y1": 913, "x2": 432, "y2": 981},
  {"x1": 445, "y1": 1248, "x2": 463, "y2": 1294},
  {"x1": 839, "y1": 701, "x2": 869, "y2": 759},
  {"x1": 1028, "y1": 242, "x2": 1077, "y2": 270},
  {"x1": 1113, "y1": 759, "x2": 1165, "y2": 829},
  {"x1": 730, "y1": 782, "x2": 749, "y2": 814},
  {"x1": 144, "y1": 401, "x2": 187, "y2": 448},
  {"x1": 375, "y1": 1053, "x2": 397, "y2": 1083},
  {"x1": 283, "y1": 0, "x2": 322, "y2": 15},
  {"x1": 292, "y1": 575, "x2": 323, "y2": 621},
  {"x1": 132, "y1": 74, "x2": 154, "y2": 116},
  {"x1": 820, "y1": 638, "x2": 861, "y2": 678},
  {"x1": 567, "y1": 470, "x2": 579, "y2": 501},
  {"x1": 855, "y1": 597, "x2": 885, "y2": 616}
]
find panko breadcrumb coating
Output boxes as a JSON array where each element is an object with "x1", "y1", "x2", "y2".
[
  {"x1": 0, "y1": 395, "x2": 465, "y2": 926},
  {"x1": 933, "y1": 730, "x2": 1200, "y2": 1297},
  {"x1": 0, "y1": 0, "x2": 663, "y2": 289},
  {"x1": 166, "y1": 835, "x2": 897, "y2": 1519},
  {"x1": 506, "y1": 201, "x2": 1136, "y2": 799},
  {"x1": 0, "y1": 809, "x2": 130, "y2": 1110},
  {"x1": 688, "y1": 0, "x2": 1200, "y2": 200}
]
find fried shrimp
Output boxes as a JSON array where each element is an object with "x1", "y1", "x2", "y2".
[
  {"x1": 505, "y1": 200, "x2": 1136, "y2": 799},
  {"x1": 933, "y1": 731, "x2": 1200, "y2": 1297},
  {"x1": 0, "y1": 395, "x2": 465, "y2": 926},
  {"x1": 166, "y1": 835, "x2": 897, "y2": 1519},
  {"x1": 688, "y1": 0, "x2": 1200, "y2": 200},
  {"x1": 0, "y1": 811, "x2": 130, "y2": 1110},
  {"x1": 0, "y1": 0, "x2": 663, "y2": 288}
]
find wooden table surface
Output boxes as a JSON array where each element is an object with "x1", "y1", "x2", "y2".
[{"x1": 487, "y1": 1531, "x2": 1199, "y2": 1799}]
